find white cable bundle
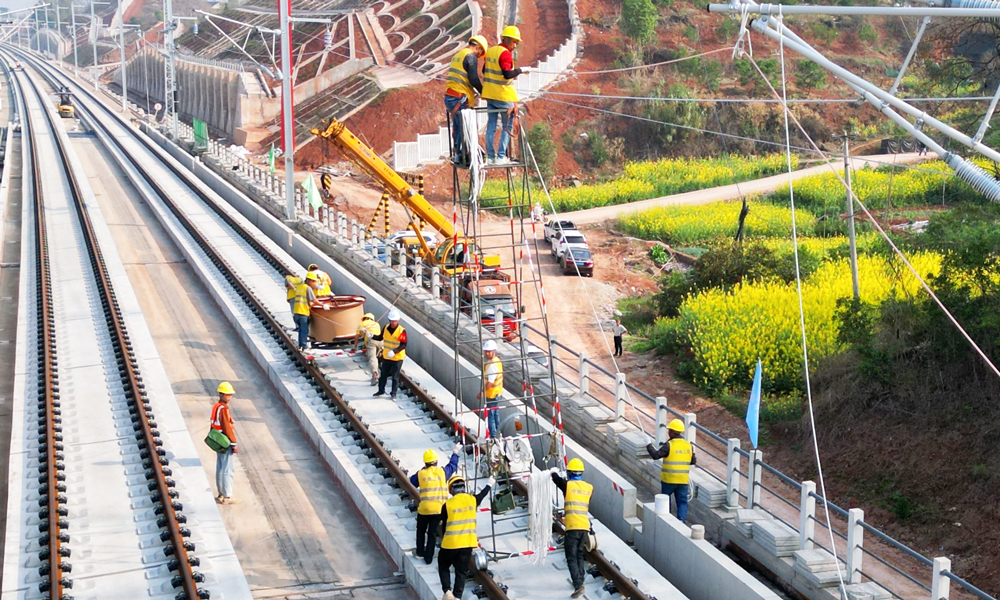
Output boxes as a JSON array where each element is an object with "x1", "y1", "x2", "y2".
[
  {"x1": 460, "y1": 109, "x2": 486, "y2": 201},
  {"x1": 527, "y1": 470, "x2": 555, "y2": 564}
]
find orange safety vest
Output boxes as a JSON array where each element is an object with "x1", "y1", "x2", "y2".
[{"x1": 211, "y1": 402, "x2": 232, "y2": 432}]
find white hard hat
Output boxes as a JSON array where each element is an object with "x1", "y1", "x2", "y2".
[
  {"x1": 483, "y1": 340, "x2": 497, "y2": 352},
  {"x1": 387, "y1": 309, "x2": 400, "y2": 321}
]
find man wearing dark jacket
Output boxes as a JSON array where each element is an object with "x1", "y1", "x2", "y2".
[
  {"x1": 444, "y1": 35, "x2": 488, "y2": 164},
  {"x1": 646, "y1": 419, "x2": 697, "y2": 523}
]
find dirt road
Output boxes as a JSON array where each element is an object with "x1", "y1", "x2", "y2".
[{"x1": 561, "y1": 152, "x2": 935, "y2": 225}]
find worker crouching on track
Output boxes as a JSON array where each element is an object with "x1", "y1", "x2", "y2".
[
  {"x1": 211, "y1": 382, "x2": 240, "y2": 505},
  {"x1": 646, "y1": 419, "x2": 697, "y2": 524},
  {"x1": 445, "y1": 35, "x2": 488, "y2": 165},
  {"x1": 483, "y1": 26, "x2": 531, "y2": 165},
  {"x1": 409, "y1": 445, "x2": 462, "y2": 564},
  {"x1": 477, "y1": 340, "x2": 503, "y2": 438},
  {"x1": 373, "y1": 309, "x2": 406, "y2": 398},
  {"x1": 550, "y1": 458, "x2": 594, "y2": 598},
  {"x1": 354, "y1": 313, "x2": 382, "y2": 386},
  {"x1": 290, "y1": 275, "x2": 316, "y2": 350},
  {"x1": 439, "y1": 475, "x2": 494, "y2": 600}
]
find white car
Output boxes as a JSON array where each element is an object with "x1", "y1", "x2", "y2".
[
  {"x1": 552, "y1": 231, "x2": 588, "y2": 259},
  {"x1": 543, "y1": 219, "x2": 576, "y2": 243},
  {"x1": 387, "y1": 229, "x2": 439, "y2": 247}
]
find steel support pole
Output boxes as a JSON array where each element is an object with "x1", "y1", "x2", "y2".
[
  {"x1": 70, "y1": 1, "x2": 79, "y2": 74},
  {"x1": 888, "y1": 16, "x2": 929, "y2": 97},
  {"x1": 279, "y1": 0, "x2": 296, "y2": 219},
  {"x1": 165, "y1": 0, "x2": 177, "y2": 139},
  {"x1": 44, "y1": 6, "x2": 51, "y2": 58},
  {"x1": 119, "y1": 3, "x2": 126, "y2": 113},
  {"x1": 91, "y1": 0, "x2": 98, "y2": 88},
  {"x1": 836, "y1": 133, "x2": 860, "y2": 301}
]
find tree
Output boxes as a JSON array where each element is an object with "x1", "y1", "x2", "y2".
[
  {"x1": 620, "y1": 0, "x2": 657, "y2": 43},
  {"x1": 526, "y1": 123, "x2": 557, "y2": 182},
  {"x1": 795, "y1": 59, "x2": 827, "y2": 90}
]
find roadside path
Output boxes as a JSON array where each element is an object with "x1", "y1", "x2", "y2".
[{"x1": 562, "y1": 152, "x2": 934, "y2": 225}]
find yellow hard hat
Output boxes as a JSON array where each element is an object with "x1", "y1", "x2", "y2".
[
  {"x1": 217, "y1": 382, "x2": 235, "y2": 395},
  {"x1": 567, "y1": 458, "x2": 585, "y2": 472},
  {"x1": 308, "y1": 263, "x2": 319, "y2": 270},
  {"x1": 305, "y1": 272, "x2": 320, "y2": 281},
  {"x1": 363, "y1": 312, "x2": 375, "y2": 321},
  {"x1": 469, "y1": 35, "x2": 488, "y2": 52},
  {"x1": 501, "y1": 25, "x2": 521, "y2": 41},
  {"x1": 448, "y1": 475, "x2": 466, "y2": 491},
  {"x1": 668, "y1": 418, "x2": 685, "y2": 433},
  {"x1": 423, "y1": 449, "x2": 439, "y2": 464}
]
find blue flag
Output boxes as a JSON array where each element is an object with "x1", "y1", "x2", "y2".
[{"x1": 746, "y1": 360, "x2": 762, "y2": 448}]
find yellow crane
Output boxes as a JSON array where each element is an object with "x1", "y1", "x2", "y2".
[{"x1": 311, "y1": 118, "x2": 500, "y2": 275}]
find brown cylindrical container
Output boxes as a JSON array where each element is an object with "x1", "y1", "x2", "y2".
[{"x1": 310, "y1": 295, "x2": 367, "y2": 342}]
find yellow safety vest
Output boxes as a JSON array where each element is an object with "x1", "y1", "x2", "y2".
[
  {"x1": 564, "y1": 479, "x2": 594, "y2": 531},
  {"x1": 291, "y1": 282, "x2": 311, "y2": 316},
  {"x1": 482, "y1": 45, "x2": 518, "y2": 103},
  {"x1": 357, "y1": 319, "x2": 381, "y2": 347},
  {"x1": 286, "y1": 275, "x2": 303, "y2": 301},
  {"x1": 484, "y1": 355, "x2": 503, "y2": 400},
  {"x1": 314, "y1": 283, "x2": 332, "y2": 297},
  {"x1": 660, "y1": 438, "x2": 693, "y2": 484},
  {"x1": 417, "y1": 466, "x2": 448, "y2": 515},
  {"x1": 314, "y1": 270, "x2": 332, "y2": 288},
  {"x1": 382, "y1": 325, "x2": 406, "y2": 361},
  {"x1": 446, "y1": 46, "x2": 477, "y2": 105},
  {"x1": 441, "y1": 494, "x2": 478, "y2": 549}
]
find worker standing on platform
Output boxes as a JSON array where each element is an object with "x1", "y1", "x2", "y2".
[
  {"x1": 483, "y1": 26, "x2": 531, "y2": 165},
  {"x1": 646, "y1": 419, "x2": 696, "y2": 524},
  {"x1": 305, "y1": 271, "x2": 332, "y2": 298},
  {"x1": 307, "y1": 263, "x2": 332, "y2": 289},
  {"x1": 477, "y1": 340, "x2": 503, "y2": 438},
  {"x1": 409, "y1": 444, "x2": 462, "y2": 564},
  {"x1": 550, "y1": 458, "x2": 594, "y2": 598},
  {"x1": 373, "y1": 309, "x2": 406, "y2": 398},
  {"x1": 290, "y1": 275, "x2": 316, "y2": 350},
  {"x1": 211, "y1": 382, "x2": 240, "y2": 505},
  {"x1": 438, "y1": 475, "x2": 494, "y2": 600},
  {"x1": 445, "y1": 35, "x2": 488, "y2": 165},
  {"x1": 354, "y1": 313, "x2": 382, "y2": 386}
]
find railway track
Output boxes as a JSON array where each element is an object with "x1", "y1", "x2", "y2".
[
  {"x1": 5, "y1": 53, "x2": 206, "y2": 599},
  {"x1": 12, "y1": 48, "x2": 663, "y2": 600}
]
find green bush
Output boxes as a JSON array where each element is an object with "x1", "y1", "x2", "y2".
[
  {"x1": 795, "y1": 60, "x2": 827, "y2": 90},
  {"x1": 620, "y1": 0, "x2": 658, "y2": 42},
  {"x1": 858, "y1": 22, "x2": 878, "y2": 45},
  {"x1": 527, "y1": 123, "x2": 557, "y2": 181}
]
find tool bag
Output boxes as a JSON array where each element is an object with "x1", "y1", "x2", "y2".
[{"x1": 204, "y1": 428, "x2": 231, "y2": 453}]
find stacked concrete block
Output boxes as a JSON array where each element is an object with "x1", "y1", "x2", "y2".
[
  {"x1": 735, "y1": 508, "x2": 773, "y2": 537},
  {"x1": 794, "y1": 549, "x2": 843, "y2": 588},
  {"x1": 691, "y1": 469, "x2": 727, "y2": 508},
  {"x1": 844, "y1": 582, "x2": 892, "y2": 600},
  {"x1": 619, "y1": 430, "x2": 649, "y2": 459},
  {"x1": 751, "y1": 519, "x2": 799, "y2": 557}
]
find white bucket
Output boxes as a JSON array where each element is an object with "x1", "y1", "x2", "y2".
[{"x1": 691, "y1": 524, "x2": 705, "y2": 540}]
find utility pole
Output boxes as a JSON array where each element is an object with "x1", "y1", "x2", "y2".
[
  {"x1": 44, "y1": 5, "x2": 51, "y2": 58},
  {"x1": 70, "y1": 0, "x2": 79, "y2": 74},
  {"x1": 91, "y1": 0, "x2": 97, "y2": 86},
  {"x1": 163, "y1": 0, "x2": 177, "y2": 139},
  {"x1": 278, "y1": 0, "x2": 295, "y2": 219},
  {"x1": 835, "y1": 130, "x2": 860, "y2": 301},
  {"x1": 119, "y1": 0, "x2": 126, "y2": 112}
]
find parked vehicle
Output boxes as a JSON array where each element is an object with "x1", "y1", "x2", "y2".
[
  {"x1": 552, "y1": 231, "x2": 588, "y2": 259},
  {"x1": 543, "y1": 219, "x2": 576, "y2": 243},
  {"x1": 462, "y1": 279, "x2": 522, "y2": 341},
  {"x1": 560, "y1": 247, "x2": 594, "y2": 276}
]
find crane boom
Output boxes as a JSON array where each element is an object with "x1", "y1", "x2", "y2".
[{"x1": 311, "y1": 119, "x2": 457, "y2": 241}]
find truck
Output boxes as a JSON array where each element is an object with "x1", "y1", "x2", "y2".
[{"x1": 311, "y1": 118, "x2": 523, "y2": 337}]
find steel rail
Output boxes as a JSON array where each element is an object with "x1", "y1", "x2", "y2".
[
  {"x1": 13, "y1": 57, "x2": 69, "y2": 600},
  {"x1": 17, "y1": 48, "x2": 513, "y2": 600},
  {"x1": 12, "y1": 53, "x2": 204, "y2": 600}
]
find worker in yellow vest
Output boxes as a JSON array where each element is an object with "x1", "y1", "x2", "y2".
[
  {"x1": 476, "y1": 340, "x2": 504, "y2": 438},
  {"x1": 438, "y1": 474, "x2": 494, "y2": 600},
  {"x1": 408, "y1": 445, "x2": 462, "y2": 564},
  {"x1": 482, "y1": 26, "x2": 532, "y2": 165},
  {"x1": 353, "y1": 313, "x2": 382, "y2": 386},
  {"x1": 550, "y1": 458, "x2": 594, "y2": 598},
  {"x1": 305, "y1": 271, "x2": 332, "y2": 297},
  {"x1": 646, "y1": 419, "x2": 697, "y2": 523},
  {"x1": 290, "y1": 276, "x2": 315, "y2": 350},
  {"x1": 307, "y1": 263, "x2": 332, "y2": 288},
  {"x1": 445, "y1": 35, "x2": 488, "y2": 165},
  {"x1": 285, "y1": 274, "x2": 303, "y2": 312},
  {"x1": 373, "y1": 309, "x2": 406, "y2": 398}
]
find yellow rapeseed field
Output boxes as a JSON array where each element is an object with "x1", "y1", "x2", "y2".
[
  {"x1": 617, "y1": 200, "x2": 815, "y2": 245},
  {"x1": 670, "y1": 252, "x2": 941, "y2": 392}
]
